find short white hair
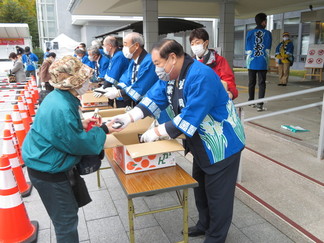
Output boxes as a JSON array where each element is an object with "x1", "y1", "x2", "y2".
[
  {"x1": 91, "y1": 39, "x2": 102, "y2": 48},
  {"x1": 103, "y1": 36, "x2": 118, "y2": 47},
  {"x1": 125, "y1": 32, "x2": 144, "y2": 48}
]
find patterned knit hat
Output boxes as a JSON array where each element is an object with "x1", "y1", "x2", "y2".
[
  {"x1": 282, "y1": 32, "x2": 290, "y2": 37},
  {"x1": 49, "y1": 55, "x2": 93, "y2": 90}
]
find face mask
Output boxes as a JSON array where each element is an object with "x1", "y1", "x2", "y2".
[
  {"x1": 75, "y1": 80, "x2": 90, "y2": 96},
  {"x1": 122, "y1": 43, "x2": 136, "y2": 59},
  {"x1": 88, "y1": 56, "x2": 94, "y2": 62},
  {"x1": 155, "y1": 58, "x2": 174, "y2": 81},
  {"x1": 191, "y1": 43, "x2": 206, "y2": 57},
  {"x1": 77, "y1": 56, "x2": 82, "y2": 60},
  {"x1": 283, "y1": 37, "x2": 289, "y2": 41},
  {"x1": 103, "y1": 48, "x2": 109, "y2": 55}
]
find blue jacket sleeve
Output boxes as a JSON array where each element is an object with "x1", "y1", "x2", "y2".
[
  {"x1": 98, "y1": 56, "x2": 110, "y2": 79},
  {"x1": 105, "y1": 54, "x2": 129, "y2": 84},
  {"x1": 124, "y1": 57, "x2": 159, "y2": 102},
  {"x1": 265, "y1": 31, "x2": 272, "y2": 50},
  {"x1": 138, "y1": 80, "x2": 169, "y2": 118},
  {"x1": 32, "y1": 53, "x2": 39, "y2": 62},
  {"x1": 170, "y1": 68, "x2": 228, "y2": 137}
]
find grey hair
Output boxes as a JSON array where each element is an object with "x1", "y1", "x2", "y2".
[
  {"x1": 75, "y1": 48, "x2": 86, "y2": 55},
  {"x1": 127, "y1": 32, "x2": 144, "y2": 48},
  {"x1": 91, "y1": 39, "x2": 102, "y2": 48},
  {"x1": 103, "y1": 36, "x2": 118, "y2": 47},
  {"x1": 88, "y1": 46, "x2": 100, "y2": 56}
]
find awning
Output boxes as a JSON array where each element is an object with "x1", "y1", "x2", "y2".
[
  {"x1": 0, "y1": 23, "x2": 30, "y2": 38},
  {"x1": 95, "y1": 18, "x2": 204, "y2": 38}
]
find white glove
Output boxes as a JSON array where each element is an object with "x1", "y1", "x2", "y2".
[
  {"x1": 110, "y1": 113, "x2": 132, "y2": 129},
  {"x1": 140, "y1": 124, "x2": 169, "y2": 143},
  {"x1": 93, "y1": 87, "x2": 107, "y2": 98},
  {"x1": 140, "y1": 128, "x2": 159, "y2": 143},
  {"x1": 41, "y1": 82, "x2": 45, "y2": 87},
  {"x1": 93, "y1": 92, "x2": 103, "y2": 98},
  {"x1": 103, "y1": 87, "x2": 121, "y2": 99},
  {"x1": 110, "y1": 107, "x2": 144, "y2": 129}
]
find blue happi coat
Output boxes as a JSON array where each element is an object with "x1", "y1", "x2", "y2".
[
  {"x1": 104, "y1": 50, "x2": 130, "y2": 86},
  {"x1": 118, "y1": 50, "x2": 158, "y2": 102},
  {"x1": 138, "y1": 56, "x2": 245, "y2": 166},
  {"x1": 245, "y1": 26, "x2": 272, "y2": 70}
]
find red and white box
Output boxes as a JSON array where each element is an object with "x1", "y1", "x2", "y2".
[
  {"x1": 101, "y1": 108, "x2": 184, "y2": 174},
  {"x1": 81, "y1": 91, "x2": 109, "y2": 108}
]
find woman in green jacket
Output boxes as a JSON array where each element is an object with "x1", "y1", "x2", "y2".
[{"x1": 22, "y1": 56, "x2": 120, "y2": 243}]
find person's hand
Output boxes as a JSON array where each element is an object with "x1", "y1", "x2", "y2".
[
  {"x1": 105, "y1": 120, "x2": 124, "y2": 133},
  {"x1": 93, "y1": 92, "x2": 103, "y2": 98},
  {"x1": 82, "y1": 117, "x2": 101, "y2": 130},
  {"x1": 110, "y1": 113, "x2": 132, "y2": 129},
  {"x1": 140, "y1": 128, "x2": 159, "y2": 143},
  {"x1": 103, "y1": 87, "x2": 121, "y2": 99}
]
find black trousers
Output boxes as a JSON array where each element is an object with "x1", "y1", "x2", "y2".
[
  {"x1": 192, "y1": 151, "x2": 241, "y2": 243},
  {"x1": 27, "y1": 168, "x2": 79, "y2": 243},
  {"x1": 248, "y1": 69, "x2": 267, "y2": 106}
]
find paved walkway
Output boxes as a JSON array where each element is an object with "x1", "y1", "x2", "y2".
[{"x1": 23, "y1": 153, "x2": 294, "y2": 243}]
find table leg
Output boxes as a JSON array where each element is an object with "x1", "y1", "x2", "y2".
[
  {"x1": 128, "y1": 199, "x2": 135, "y2": 243},
  {"x1": 182, "y1": 189, "x2": 189, "y2": 243},
  {"x1": 97, "y1": 170, "x2": 101, "y2": 187}
]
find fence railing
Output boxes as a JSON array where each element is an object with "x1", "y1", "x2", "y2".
[{"x1": 235, "y1": 86, "x2": 324, "y2": 182}]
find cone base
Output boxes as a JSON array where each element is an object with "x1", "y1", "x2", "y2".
[
  {"x1": 21, "y1": 182, "x2": 33, "y2": 198},
  {"x1": 21, "y1": 220, "x2": 39, "y2": 243}
]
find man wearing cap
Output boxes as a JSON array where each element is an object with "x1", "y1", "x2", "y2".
[
  {"x1": 22, "y1": 46, "x2": 39, "y2": 77},
  {"x1": 275, "y1": 32, "x2": 294, "y2": 86},
  {"x1": 22, "y1": 56, "x2": 121, "y2": 243}
]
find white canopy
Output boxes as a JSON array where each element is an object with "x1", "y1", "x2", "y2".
[
  {"x1": 0, "y1": 23, "x2": 30, "y2": 38},
  {"x1": 49, "y1": 33, "x2": 80, "y2": 59}
]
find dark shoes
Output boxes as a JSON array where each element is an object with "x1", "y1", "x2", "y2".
[
  {"x1": 278, "y1": 84, "x2": 287, "y2": 86},
  {"x1": 257, "y1": 106, "x2": 266, "y2": 112},
  {"x1": 182, "y1": 226, "x2": 205, "y2": 237}
]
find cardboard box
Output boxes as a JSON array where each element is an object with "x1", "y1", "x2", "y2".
[
  {"x1": 101, "y1": 108, "x2": 184, "y2": 174},
  {"x1": 81, "y1": 91, "x2": 109, "y2": 108}
]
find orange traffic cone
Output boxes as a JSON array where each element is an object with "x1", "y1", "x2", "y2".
[
  {"x1": 24, "y1": 88, "x2": 36, "y2": 116},
  {"x1": 2, "y1": 129, "x2": 32, "y2": 197},
  {"x1": 27, "y1": 81, "x2": 36, "y2": 105},
  {"x1": 12, "y1": 104, "x2": 27, "y2": 148},
  {"x1": 21, "y1": 94, "x2": 33, "y2": 124},
  {"x1": 31, "y1": 78, "x2": 39, "y2": 101},
  {"x1": 4, "y1": 114, "x2": 24, "y2": 166},
  {"x1": 0, "y1": 155, "x2": 38, "y2": 242},
  {"x1": 17, "y1": 96, "x2": 30, "y2": 132}
]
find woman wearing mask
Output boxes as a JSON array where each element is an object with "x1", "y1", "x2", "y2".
[
  {"x1": 189, "y1": 28, "x2": 238, "y2": 100},
  {"x1": 111, "y1": 39, "x2": 245, "y2": 243},
  {"x1": 22, "y1": 56, "x2": 121, "y2": 243},
  {"x1": 7, "y1": 52, "x2": 26, "y2": 82}
]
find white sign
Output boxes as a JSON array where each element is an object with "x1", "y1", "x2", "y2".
[{"x1": 305, "y1": 44, "x2": 324, "y2": 68}]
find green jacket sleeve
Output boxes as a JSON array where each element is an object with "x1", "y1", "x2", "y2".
[{"x1": 50, "y1": 108, "x2": 106, "y2": 155}]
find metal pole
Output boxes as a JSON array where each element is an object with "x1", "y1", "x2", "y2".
[
  {"x1": 317, "y1": 94, "x2": 324, "y2": 159},
  {"x1": 237, "y1": 107, "x2": 244, "y2": 183}
]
